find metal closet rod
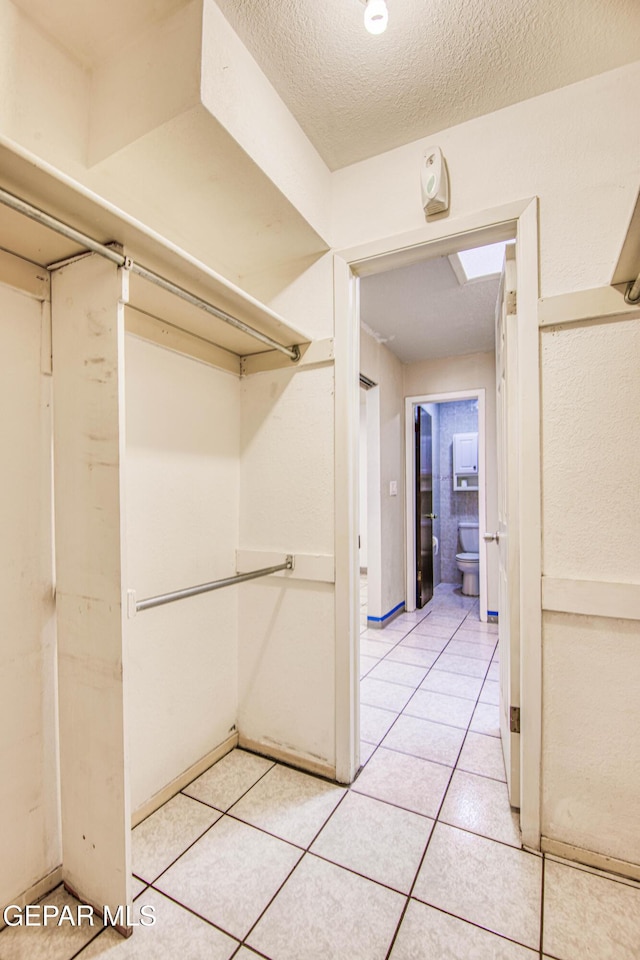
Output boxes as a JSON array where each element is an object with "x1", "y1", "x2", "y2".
[
  {"x1": 135, "y1": 556, "x2": 294, "y2": 612},
  {"x1": 625, "y1": 274, "x2": 640, "y2": 305},
  {"x1": 0, "y1": 185, "x2": 300, "y2": 362}
]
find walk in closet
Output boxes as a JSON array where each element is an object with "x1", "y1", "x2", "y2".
[{"x1": 0, "y1": 152, "x2": 336, "y2": 928}]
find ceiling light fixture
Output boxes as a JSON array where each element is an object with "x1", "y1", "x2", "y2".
[{"x1": 364, "y1": 0, "x2": 388, "y2": 35}]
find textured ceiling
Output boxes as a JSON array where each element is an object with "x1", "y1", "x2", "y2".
[
  {"x1": 214, "y1": 0, "x2": 640, "y2": 169},
  {"x1": 360, "y1": 255, "x2": 500, "y2": 363}
]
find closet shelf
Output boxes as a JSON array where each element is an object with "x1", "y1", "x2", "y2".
[{"x1": 0, "y1": 139, "x2": 309, "y2": 364}]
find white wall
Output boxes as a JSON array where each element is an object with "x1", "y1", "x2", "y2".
[
  {"x1": 404, "y1": 353, "x2": 498, "y2": 612},
  {"x1": 238, "y1": 362, "x2": 335, "y2": 767},
  {"x1": 359, "y1": 328, "x2": 405, "y2": 620},
  {"x1": 540, "y1": 315, "x2": 640, "y2": 864},
  {"x1": 332, "y1": 62, "x2": 640, "y2": 300},
  {"x1": 0, "y1": 281, "x2": 60, "y2": 905},
  {"x1": 359, "y1": 389, "x2": 368, "y2": 570},
  {"x1": 125, "y1": 333, "x2": 240, "y2": 811},
  {"x1": 237, "y1": 253, "x2": 336, "y2": 770}
]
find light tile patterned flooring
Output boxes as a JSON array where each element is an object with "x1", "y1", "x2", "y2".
[{"x1": 3, "y1": 583, "x2": 640, "y2": 960}]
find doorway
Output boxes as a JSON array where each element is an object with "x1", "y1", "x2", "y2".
[
  {"x1": 334, "y1": 199, "x2": 542, "y2": 849},
  {"x1": 406, "y1": 391, "x2": 488, "y2": 621}
]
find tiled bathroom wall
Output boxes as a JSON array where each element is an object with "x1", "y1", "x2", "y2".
[{"x1": 436, "y1": 400, "x2": 479, "y2": 584}]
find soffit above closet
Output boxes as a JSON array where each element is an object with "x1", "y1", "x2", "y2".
[{"x1": 360, "y1": 254, "x2": 499, "y2": 363}]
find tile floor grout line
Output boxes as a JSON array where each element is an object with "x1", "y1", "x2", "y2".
[
  {"x1": 380, "y1": 613, "x2": 509, "y2": 960},
  {"x1": 230, "y1": 943, "x2": 271, "y2": 960},
  {"x1": 67, "y1": 926, "x2": 109, "y2": 960},
  {"x1": 305, "y1": 849, "x2": 419, "y2": 899},
  {"x1": 235, "y1": 850, "x2": 308, "y2": 950},
  {"x1": 145, "y1": 882, "x2": 244, "y2": 943},
  {"x1": 135, "y1": 814, "x2": 226, "y2": 888},
  {"x1": 405, "y1": 898, "x2": 544, "y2": 955},
  {"x1": 358, "y1": 598, "x2": 490, "y2": 775},
  {"x1": 379, "y1": 595, "x2": 485, "y2": 958}
]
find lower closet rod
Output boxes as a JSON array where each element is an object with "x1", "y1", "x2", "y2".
[
  {"x1": 0, "y1": 185, "x2": 300, "y2": 362},
  {"x1": 135, "y1": 556, "x2": 294, "y2": 613}
]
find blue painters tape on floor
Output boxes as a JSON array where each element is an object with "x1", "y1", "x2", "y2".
[
  {"x1": 487, "y1": 610, "x2": 499, "y2": 617},
  {"x1": 367, "y1": 601, "x2": 405, "y2": 624}
]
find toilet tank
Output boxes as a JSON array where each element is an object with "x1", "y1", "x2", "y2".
[{"x1": 458, "y1": 522, "x2": 479, "y2": 552}]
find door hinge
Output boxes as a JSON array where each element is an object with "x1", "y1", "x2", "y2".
[
  {"x1": 510, "y1": 706, "x2": 521, "y2": 734},
  {"x1": 507, "y1": 289, "x2": 517, "y2": 314}
]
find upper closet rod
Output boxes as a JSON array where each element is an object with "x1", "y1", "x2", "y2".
[
  {"x1": 0, "y1": 185, "x2": 300, "y2": 362},
  {"x1": 134, "y1": 556, "x2": 294, "y2": 614}
]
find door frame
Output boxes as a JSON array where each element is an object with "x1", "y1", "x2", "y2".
[
  {"x1": 334, "y1": 198, "x2": 542, "y2": 850},
  {"x1": 405, "y1": 390, "x2": 487, "y2": 619}
]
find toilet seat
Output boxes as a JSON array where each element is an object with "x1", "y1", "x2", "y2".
[{"x1": 456, "y1": 552, "x2": 479, "y2": 562}]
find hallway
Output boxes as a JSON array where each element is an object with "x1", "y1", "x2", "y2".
[{"x1": 2, "y1": 586, "x2": 639, "y2": 960}]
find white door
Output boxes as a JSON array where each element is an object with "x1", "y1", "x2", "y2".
[{"x1": 494, "y1": 244, "x2": 521, "y2": 806}]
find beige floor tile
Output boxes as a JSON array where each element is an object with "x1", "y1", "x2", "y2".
[
  {"x1": 386, "y1": 646, "x2": 439, "y2": 668},
  {"x1": 360, "y1": 628, "x2": 402, "y2": 643},
  {"x1": 352, "y1": 746, "x2": 451, "y2": 818},
  {"x1": 247, "y1": 854, "x2": 405, "y2": 960},
  {"x1": 382, "y1": 715, "x2": 465, "y2": 766},
  {"x1": 360, "y1": 677, "x2": 415, "y2": 712},
  {"x1": 360, "y1": 703, "x2": 399, "y2": 744},
  {"x1": 76, "y1": 889, "x2": 238, "y2": 960},
  {"x1": 479, "y1": 679, "x2": 500, "y2": 705},
  {"x1": 183, "y1": 749, "x2": 274, "y2": 812},
  {"x1": 132, "y1": 793, "x2": 221, "y2": 882},
  {"x1": 131, "y1": 877, "x2": 147, "y2": 899},
  {"x1": 310, "y1": 791, "x2": 433, "y2": 893},
  {"x1": 487, "y1": 661, "x2": 500, "y2": 681},
  {"x1": 377, "y1": 619, "x2": 412, "y2": 634},
  {"x1": 361, "y1": 638, "x2": 398, "y2": 659},
  {"x1": 412, "y1": 621, "x2": 456, "y2": 639},
  {"x1": 399, "y1": 633, "x2": 448, "y2": 653},
  {"x1": 155, "y1": 816, "x2": 301, "y2": 939},
  {"x1": 457, "y1": 620, "x2": 498, "y2": 635},
  {"x1": 229, "y1": 764, "x2": 345, "y2": 847},
  {"x1": 543, "y1": 859, "x2": 640, "y2": 960},
  {"x1": 360, "y1": 654, "x2": 379, "y2": 678},
  {"x1": 395, "y1": 611, "x2": 430, "y2": 624},
  {"x1": 403, "y1": 689, "x2": 475, "y2": 729},
  {"x1": 368, "y1": 660, "x2": 429, "y2": 687},
  {"x1": 420, "y1": 669, "x2": 484, "y2": 701},
  {"x1": 413, "y1": 823, "x2": 541, "y2": 949},
  {"x1": 435, "y1": 653, "x2": 489, "y2": 678},
  {"x1": 359, "y1": 740, "x2": 377, "y2": 764},
  {"x1": 423, "y1": 615, "x2": 466, "y2": 630},
  {"x1": 457, "y1": 732, "x2": 506, "y2": 782},
  {"x1": 439, "y1": 770, "x2": 521, "y2": 847},
  {"x1": 446, "y1": 638, "x2": 496, "y2": 661},
  {"x1": 390, "y1": 898, "x2": 538, "y2": 960},
  {"x1": 0, "y1": 885, "x2": 104, "y2": 960},
  {"x1": 470, "y1": 701, "x2": 500, "y2": 737}
]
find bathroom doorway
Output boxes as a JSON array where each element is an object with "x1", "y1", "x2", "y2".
[{"x1": 406, "y1": 390, "x2": 488, "y2": 620}]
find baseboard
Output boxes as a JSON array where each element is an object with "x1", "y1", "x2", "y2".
[
  {"x1": 132, "y1": 731, "x2": 239, "y2": 827},
  {"x1": 541, "y1": 837, "x2": 640, "y2": 883},
  {"x1": 366, "y1": 601, "x2": 406, "y2": 629},
  {"x1": 238, "y1": 735, "x2": 336, "y2": 781},
  {"x1": 0, "y1": 865, "x2": 63, "y2": 930}
]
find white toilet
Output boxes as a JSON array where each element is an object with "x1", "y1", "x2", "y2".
[{"x1": 456, "y1": 522, "x2": 479, "y2": 596}]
